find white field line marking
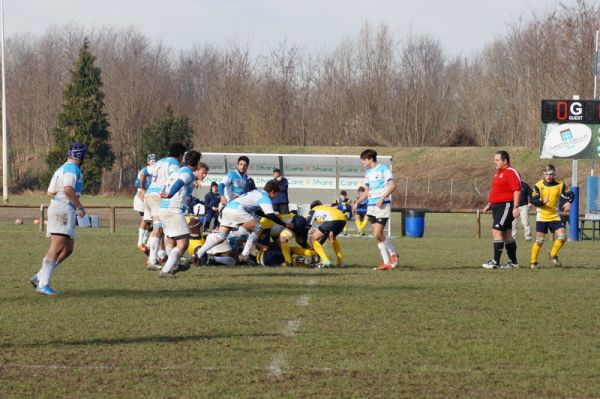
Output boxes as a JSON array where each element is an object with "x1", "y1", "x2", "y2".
[
  {"x1": 296, "y1": 295, "x2": 310, "y2": 306},
  {"x1": 282, "y1": 320, "x2": 301, "y2": 337},
  {"x1": 268, "y1": 352, "x2": 287, "y2": 377}
]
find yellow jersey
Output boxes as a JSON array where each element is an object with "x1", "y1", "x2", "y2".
[{"x1": 530, "y1": 179, "x2": 572, "y2": 222}]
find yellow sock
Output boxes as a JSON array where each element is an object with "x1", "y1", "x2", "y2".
[
  {"x1": 291, "y1": 247, "x2": 316, "y2": 257},
  {"x1": 280, "y1": 241, "x2": 292, "y2": 264},
  {"x1": 550, "y1": 239, "x2": 564, "y2": 257},
  {"x1": 360, "y1": 219, "x2": 369, "y2": 232},
  {"x1": 312, "y1": 241, "x2": 330, "y2": 263},
  {"x1": 331, "y1": 239, "x2": 343, "y2": 265},
  {"x1": 355, "y1": 218, "x2": 362, "y2": 233},
  {"x1": 530, "y1": 242, "x2": 542, "y2": 264}
]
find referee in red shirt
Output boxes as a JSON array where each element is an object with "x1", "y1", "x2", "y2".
[{"x1": 482, "y1": 150, "x2": 522, "y2": 269}]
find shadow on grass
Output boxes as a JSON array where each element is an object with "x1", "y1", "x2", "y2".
[{"x1": 0, "y1": 332, "x2": 278, "y2": 349}]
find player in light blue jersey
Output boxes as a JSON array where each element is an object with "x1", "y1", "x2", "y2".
[
  {"x1": 219, "y1": 155, "x2": 250, "y2": 206},
  {"x1": 157, "y1": 151, "x2": 208, "y2": 277},
  {"x1": 195, "y1": 180, "x2": 291, "y2": 265},
  {"x1": 142, "y1": 142, "x2": 186, "y2": 270},
  {"x1": 352, "y1": 149, "x2": 399, "y2": 271},
  {"x1": 134, "y1": 153, "x2": 158, "y2": 252},
  {"x1": 30, "y1": 142, "x2": 87, "y2": 295}
]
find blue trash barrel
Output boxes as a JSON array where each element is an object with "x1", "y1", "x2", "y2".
[{"x1": 405, "y1": 209, "x2": 426, "y2": 238}]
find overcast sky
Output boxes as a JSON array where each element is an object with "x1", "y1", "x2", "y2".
[{"x1": 3, "y1": 0, "x2": 579, "y2": 57}]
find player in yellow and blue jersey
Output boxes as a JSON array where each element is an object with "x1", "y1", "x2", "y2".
[
  {"x1": 529, "y1": 165, "x2": 574, "y2": 269},
  {"x1": 306, "y1": 201, "x2": 346, "y2": 268}
]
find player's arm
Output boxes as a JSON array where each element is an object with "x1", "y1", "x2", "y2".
[
  {"x1": 64, "y1": 186, "x2": 85, "y2": 217},
  {"x1": 163, "y1": 172, "x2": 191, "y2": 199},
  {"x1": 530, "y1": 185, "x2": 544, "y2": 207},
  {"x1": 138, "y1": 168, "x2": 148, "y2": 200},
  {"x1": 512, "y1": 189, "x2": 521, "y2": 217},
  {"x1": 561, "y1": 184, "x2": 575, "y2": 211},
  {"x1": 218, "y1": 174, "x2": 231, "y2": 204},
  {"x1": 256, "y1": 209, "x2": 288, "y2": 228},
  {"x1": 352, "y1": 189, "x2": 369, "y2": 213},
  {"x1": 376, "y1": 179, "x2": 396, "y2": 207}
]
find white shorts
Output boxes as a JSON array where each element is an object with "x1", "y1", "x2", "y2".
[
  {"x1": 207, "y1": 239, "x2": 233, "y2": 255},
  {"x1": 219, "y1": 208, "x2": 256, "y2": 229},
  {"x1": 47, "y1": 201, "x2": 77, "y2": 239},
  {"x1": 144, "y1": 193, "x2": 161, "y2": 220},
  {"x1": 159, "y1": 209, "x2": 189, "y2": 238},
  {"x1": 133, "y1": 193, "x2": 145, "y2": 213},
  {"x1": 367, "y1": 203, "x2": 391, "y2": 219}
]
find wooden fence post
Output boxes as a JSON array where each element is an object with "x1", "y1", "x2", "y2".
[
  {"x1": 476, "y1": 209, "x2": 481, "y2": 239},
  {"x1": 39, "y1": 204, "x2": 45, "y2": 233},
  {"x1": 110, "y1": 206, "x2": 116, "y2": 233}
]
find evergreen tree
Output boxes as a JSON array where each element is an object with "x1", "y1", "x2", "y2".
[
  {"x1": 44, "y1": 38, "x2": 114, "y2": 194},
  {"x1": 139, "y1": 106, "x2": 193, "y2": 162}
]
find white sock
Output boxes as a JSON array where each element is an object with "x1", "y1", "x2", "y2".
[
  {"x1": 147, "y1": 236, "x2": 160, "y2": 265},
  {"x1": 161, "y1": 247, "x2": 182, "y2": 273},
  {"x1": 197, "y1": 233, "x2": 225, "y2": 258},
  {"x1": 157, "y1": 249, "x2": 167, "y2": 260},
  {"x1": 165, "y1": 245, "x2": 173, "y2": 257},
  {"x1": 377, "y1": 242, "x2": 391, "y2": 264},
  {"x1": 242, "y1": 232, "x2": 258, "y2": 256},
  {"x1": 383, "y1": 238, "x2": 397, "y2": 255},
  {"x1": 137, "y1": 229, "x2": 145, "y2": 246},
  {"x1": 38, "y1": 257, "x2": 58, "y2": 287},
  {"x1": 142, "y1": 230, "x2": 150, "y2": 245},
  {"x1": 214, "y1": 256, "x2": 236, "y2": 266}
]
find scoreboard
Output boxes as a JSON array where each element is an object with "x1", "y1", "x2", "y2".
[
  {"x1": 541, "y1": 100, "x2": 600, "y2": 123},
  {"x1": 540, "y1": 99, "x2": 599, "y2": 159}
]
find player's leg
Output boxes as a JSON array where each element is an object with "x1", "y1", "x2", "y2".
[
  {"x1": 530, "y1": 222, "x2": 546, "y2": 269},
  {"x1": 520, "y1": 205, "x2": 532, "y2": 241},
  {"x1": 329, "y1": 231, "x2": 344, "y2": 268},
  {"x1": 195, "y1": 225, "x2": 230, "y2": 263},
  {"x1": 502, "y1": 229, "x2": 518, "y2": 267},
  {"x1": 35, "y1": 234, "x2": 71, "y2": 294},
  {"x1": 239, "y1": 219, "x2": 261, "y2": 261},
  {"x1": 310, "y1": 233, "x2": 331, "y2": 267},
  {"x1": 549, "y1": 224, "x2": 567, "y2": 267},
  {"x1": 278, "y1": 229, "x2": 295, "y2": 266}
]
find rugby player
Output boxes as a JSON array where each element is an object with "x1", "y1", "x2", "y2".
[
  {"x1": 157, "y1": 153, "x2": 207, "y2": 277},
  {"x1": 352, "y1": 149, "x2": 399, "y2": 271},
  {"x1": 529, "y1": 165, "x2": 574, "y2": 269},
  {"x1": 30, "y1": 143, "x2": 88, "y2": 295}
]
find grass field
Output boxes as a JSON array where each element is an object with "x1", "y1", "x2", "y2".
[{"x1": 2, "y1": 213, "x2": 600, "y2": 398}]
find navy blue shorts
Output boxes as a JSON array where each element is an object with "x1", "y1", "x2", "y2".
[
  {"x1": 536, "y1": 220, "x2": 565, "y2": 234},
  {"x1": 317, "y1": 220, "x2": 346, "y2": 238}
]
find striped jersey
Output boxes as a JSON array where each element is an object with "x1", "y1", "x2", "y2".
[
  {"x1": 224, "y1": 190, "x2": 274, "y2": 215},
  {"x1": 135, "y1": 164, "x2": 155, "y2": 190},
  {"x1": 365, "y1": 163, "x2": 393, "y2": 206},
  {"x1": 147, "y1": 157, "x2": 180, "y2": 195},
  {"x1": 159, "y1": 166, "x2": 197, "y2": 212},
  {"x1": 47, "y1": 161, "x2": 83, "y2": 209},
  {"x1": 219, "y1": 170, "x2": 249, "y2": 200}
]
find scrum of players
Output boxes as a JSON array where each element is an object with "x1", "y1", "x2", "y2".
[{"x1": 133, "y1": 143, "x2": 389, "y2": 278}]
